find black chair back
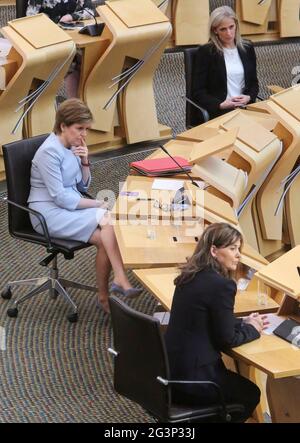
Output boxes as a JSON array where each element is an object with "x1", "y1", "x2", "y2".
[
  {"x1": 109, "y1": 296, "x2": 172, "y2": 421},
  {"x1": 184, "y1": 47, "x2": 207, "y2": 127},
  {"x1": 3, "y1": 134, "x2": 48, "y2": 234},
  {"x1": 16, "y1": 0, "x2": 28, "y2": 18}
]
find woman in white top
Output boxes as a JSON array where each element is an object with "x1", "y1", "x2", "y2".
[{"x1": 192, "y1": 6, "x2": 259, "y2": 120}]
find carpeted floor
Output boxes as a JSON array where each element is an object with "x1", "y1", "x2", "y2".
[{"x1": 0, "y1": 150, "x2": 161, "y2": 423}]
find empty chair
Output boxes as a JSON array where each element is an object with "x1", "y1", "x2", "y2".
[{"x1": 184, "y1": 47, "x2": 209, "y2": 129}]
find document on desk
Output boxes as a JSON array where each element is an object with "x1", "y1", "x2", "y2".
[
  {"x1": 152, "y1": 179, "x2": 184, "y2": 191},
  {"x1": 262, "y1": 314, "x2": 286, "y2": 335},
  {"x1": 0, "y1": 38, "x2": 12, "y2": 57}
]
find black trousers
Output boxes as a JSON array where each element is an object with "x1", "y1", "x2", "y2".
[{"x1": 172, "y1": 359, "x2": 260, "y2": 423}]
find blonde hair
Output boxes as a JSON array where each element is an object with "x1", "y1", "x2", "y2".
[
  {"x1": 209, "y1": 6, "x2": 245, "y2": 52},
  {"x1": 53, "y1": 98, "x2": 93, "y2": 134},
  {"x1": 174, "y1": 223, "x2": 243, "y2": 287}
]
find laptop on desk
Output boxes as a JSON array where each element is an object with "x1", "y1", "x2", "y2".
[{"x1": 273, "y1": 318, "x2": 300, "y2": 348}]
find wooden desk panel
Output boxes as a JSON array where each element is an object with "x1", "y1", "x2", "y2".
[
  {"x1": 231, "y1": 334, "x2": 300, "y2": 379},
  {"x1": 256, "y1": 245, "x2": 300, "y2": 299},
  {"x1": 114, "y1": 222, "x2": 202, "y2": 269}
]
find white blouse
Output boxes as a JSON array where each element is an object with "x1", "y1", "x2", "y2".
[{"x1": 223, "y1": 47, "x2": 245, "y2": 99}]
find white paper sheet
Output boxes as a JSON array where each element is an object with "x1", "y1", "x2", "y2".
[
  {"x1": 262, "y1": 314, "x2": 286, "y2": 335},
  {"x1": 152, "y1": 179, "x2": 184, "y2": 191}
]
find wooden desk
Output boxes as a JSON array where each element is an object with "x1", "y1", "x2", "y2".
[
  {"x1": 231, "y1": 333, "x2": 300, "y2": 379},
  {"x1": 65, "y1": 1, "x2": 172, "y2": 152},
  {"x1": 0, "y1": 14, "x2": 75, "y2": 179},
  {"x1": 231, "y1": 330, "x2": 300, "y2": 423},
  {"x1": 112, "y1": 175, "x2": 224, "y2": 223},
  {"x1": 112, "y1": 175, "x2": 195, "y2": 221},
  {"x1": 256, "y1": 245, "x2": 300, "y2": 301},
  {"x1": 114, "y1": 221, "x2": 203, "y2": 269},
  {"x1": 133, "y1": 267, "x2": 279, "y2": 315},
  {"x1": 0, "y1": 57, "x2": 17, "y2": 90}
]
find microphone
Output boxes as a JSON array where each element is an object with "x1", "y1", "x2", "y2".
[
  {"x1": 79, "y1": 8, "x2": 105, "y2": 36},
  {"x1": 158, "y1": 144, "x2": 201, "y2": 188}
]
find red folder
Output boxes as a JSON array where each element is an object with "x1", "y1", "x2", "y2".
[{"x1": 130, "y1": 156, "x2": 191, "y2": 177}]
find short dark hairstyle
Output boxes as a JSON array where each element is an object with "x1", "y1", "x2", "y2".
[{"x1": 53, "y1": 98, "x2": 93, "y2": 134}]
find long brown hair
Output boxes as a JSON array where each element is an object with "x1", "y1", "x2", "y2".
[{"x1": 174, "y1": 223, "x2": 243, "y2": 287}]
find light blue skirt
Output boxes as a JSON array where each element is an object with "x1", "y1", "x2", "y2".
[{"x1": 29, "y1": 201, "x2": 107, "y2": 243}]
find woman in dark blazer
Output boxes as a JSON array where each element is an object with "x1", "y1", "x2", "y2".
[
  {"x1": 165, "y1": 223, "x2": 267, "y2": 422},
  {"x1": 192, "y1": 6, "x2": 259, "y2": 120}
]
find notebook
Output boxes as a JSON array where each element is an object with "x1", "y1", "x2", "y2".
[
  {"x1": 273, "y1": 318, "x2": 300, "y2": 347},
  {"x1": 130, "y1": 157, "x2": 191, "y2": 177}
]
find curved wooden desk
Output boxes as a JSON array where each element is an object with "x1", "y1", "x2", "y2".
[
  {"x1": 248, "y1": 87, "x2": 300, "y2": 256},
  {"x1": 67, "y1": 0, "x2": 172, "y2": 152},
  {"x1": 0, "y1": 14, "x2": 75, "y2": 180}
]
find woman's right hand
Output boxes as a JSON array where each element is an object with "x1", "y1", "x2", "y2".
[{"x1": 219, "y1": 99, "x2": 236, "y2": 110}]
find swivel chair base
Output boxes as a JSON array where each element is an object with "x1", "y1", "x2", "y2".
[{"x1": 1, "y1": 255, "x2": 97, "y2": 323}]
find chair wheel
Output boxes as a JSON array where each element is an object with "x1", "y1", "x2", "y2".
[
  {"x1": 7, "y1": 307, "x2": 18, "y2": 318},
  {"x1": 67, "y1": 312, "x2": 78, "y2": 323},
  {"x1": 1, "y1": 287, "x2": 12, "y2": 300}
]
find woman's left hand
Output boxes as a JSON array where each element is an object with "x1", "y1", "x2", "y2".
[{"x1": 244, "y1": 312, "x2": 270, "y2": 330}]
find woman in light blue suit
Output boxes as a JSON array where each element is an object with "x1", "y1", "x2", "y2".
[{"x1": 28, "y1": 99, "x2": 141, "y2": 312}]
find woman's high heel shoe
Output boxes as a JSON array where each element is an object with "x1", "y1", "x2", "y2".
[{"x1": 110, "y1": 282, "x2": 143, "y2": 299}]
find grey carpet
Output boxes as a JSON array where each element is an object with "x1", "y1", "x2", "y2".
[{"x1": 0, "y1": 150, "x2": 160, "y2": 423}]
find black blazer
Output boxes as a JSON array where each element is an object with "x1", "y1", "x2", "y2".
[
  {"x1": 165, "y1": 267, "x2": 259, "y2": 382},
  {"x1": 192, "y1": 42, "x2": 259, "y2": 119}
]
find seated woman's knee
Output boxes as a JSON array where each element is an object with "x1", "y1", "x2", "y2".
[{"x1": 99, "y1": 211, "x2": 112, "y2": 228}]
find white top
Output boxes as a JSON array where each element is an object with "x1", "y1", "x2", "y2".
[{"x1": 223, "y1": 47, "x2": 245, "y2": 99}]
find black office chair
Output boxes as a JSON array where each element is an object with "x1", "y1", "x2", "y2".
[
  {"x1": 108, "y1": 296, "x2": 245, "y2": 423},
  {"x1": 1, "y1": 134, "x2": 97, "y2": 323},
  {"x1": 15, "y1": 0, "x2": 28, "y2": 18},
  {"x1": 183, "y1": 47, "x2": 209, "y2": 129}
]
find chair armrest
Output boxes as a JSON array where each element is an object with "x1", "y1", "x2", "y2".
[
  {"x1": 181, "y1": 95, "x2": 210, "y2": 123},
  {"x1": 81, "y1": 192, "x2": 93, "y2": 199},
  {"x1": 157, "y1": 376, "x2": 231, "y2": 421},
  {"x1": 5, "y1": 198, "x2": 53, "y2": 250},
  {"x1": 267, "y1": 85, "x2": 284, "y2": 95}
]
